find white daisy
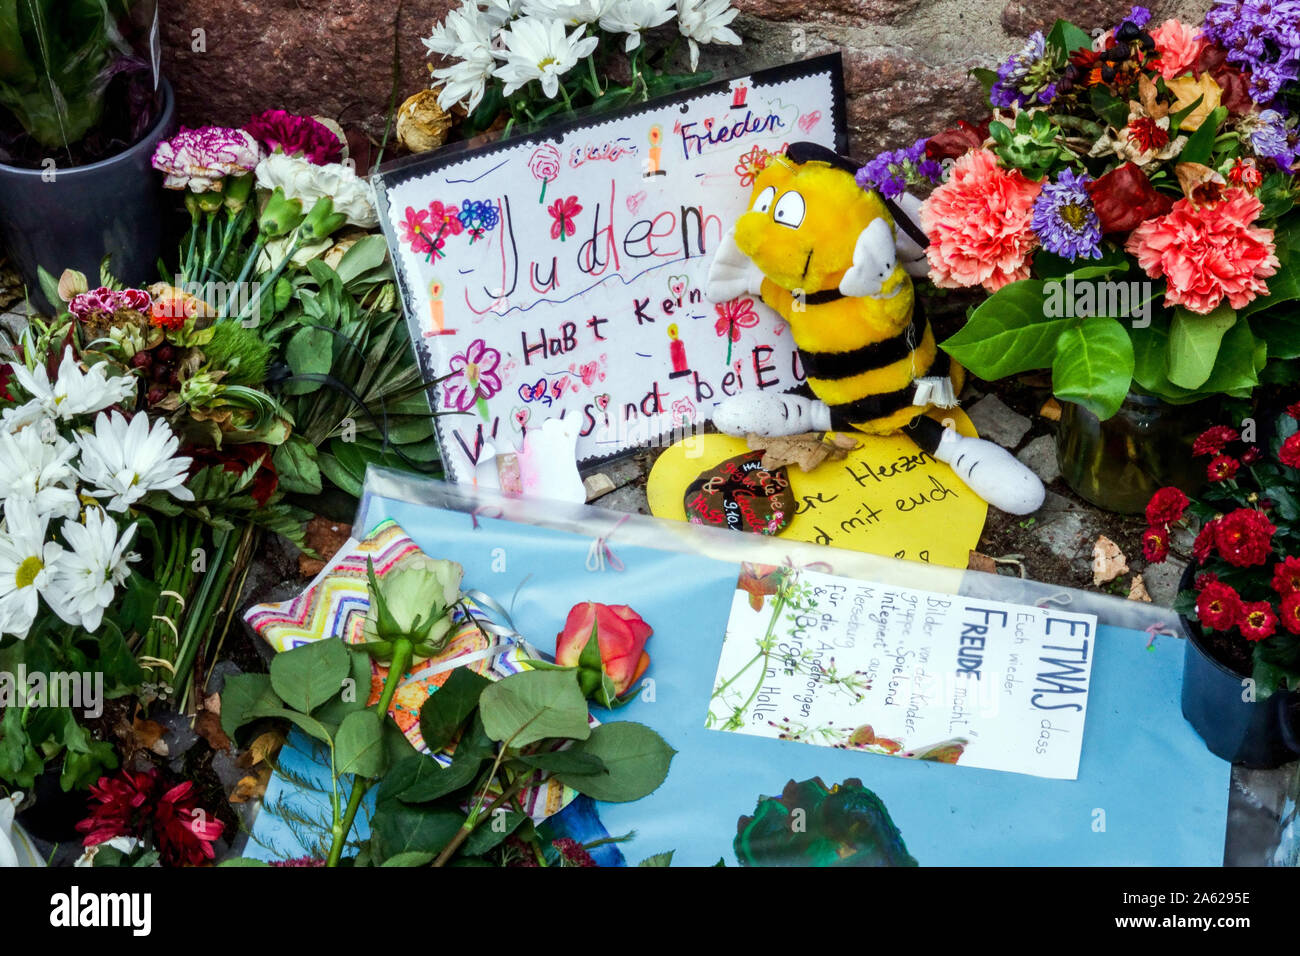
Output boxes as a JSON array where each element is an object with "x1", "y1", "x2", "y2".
[
  {"x1": 493, "y1": 15, "x2": 600, "y2": 98},
  {"x1": 600, "y1": 0, "x2": 675, "y2": 52},
  {"x1": 0, "y1": 510, "x2": 62, "y2": 640},
  {"x1": 6, "y1": 347, "x2": 135, "y2": 424},
  {"x1": 522, "y1": 0, "x2": 612, "y2": 24},
  {"x1": 73, "y1": 411, "x2": 195, "y2": 513},
  {"x1": 677, "y1": 0, "x2": 740, "y2": 71},
  {"x1": 50, "y1": 508, "x2": 139, "y2": 633},
  {"x1": 434, "y1": 46, "x2": 499, "y2": 112},
  {"x1": 423, "y1": 1, "x2": 497, "y2": 59},
  {"x1": 0, "y1": 426, "x2": 79, "y2": 521},
  {"x1": 479, "y1": 0, "x2": 526, "y2": 28}
]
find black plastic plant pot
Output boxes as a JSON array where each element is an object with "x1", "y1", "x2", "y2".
[
  {"x1": 0, "y1": 78, "x2": 176, "y2": 314},
  {"x1": 1179, "y1": 569, "x2": 1300, "y2": 769}
]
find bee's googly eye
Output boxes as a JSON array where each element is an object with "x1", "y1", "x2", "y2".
[
  {"x1": 773, "y1": 191, "x2": 806, "y2": 229},
  {"x1": 753, "y1": 186, "x2": 776, "y2": 214}
]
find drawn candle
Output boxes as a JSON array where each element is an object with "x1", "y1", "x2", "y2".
[
  {"x1": 425, "y1": 278, "x2": 456, "y2": 336},
  {"x1": 731, "y1": 82, "x2": 748, "y2": 108},
  {"x1": 668, "y1": 322, "x2": 691, "y2": 378},
  {"x1": 646, "y1": 124, "x2": 666, "y2": 177}
]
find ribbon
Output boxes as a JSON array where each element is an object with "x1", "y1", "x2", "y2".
[{"x1": 586, "y1": 515, "x2": 630, "y2": 572}]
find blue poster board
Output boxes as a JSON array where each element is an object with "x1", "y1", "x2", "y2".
[{"x1": 247, "y1": 488, "x2": 1229, "y2": 866}]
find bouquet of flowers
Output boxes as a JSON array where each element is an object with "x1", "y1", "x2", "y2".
[
  {"x1": 424, "y1": 0, "x2": 742, "y2": 136},
  {"x1": 872, "y1": 5, "x2": 1300, "y2": 420},
  {"x1": 1144, "y1": 402, "x2": 1300, "y2": 694}
]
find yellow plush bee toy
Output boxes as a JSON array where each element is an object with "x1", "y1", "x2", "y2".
[{"x1": 706, "y1": 142, "x2": 1044, "y2": 515}]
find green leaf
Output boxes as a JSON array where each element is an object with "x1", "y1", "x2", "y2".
[
  {"x1": 554, "y1": 722, "x2": 676, "y2": 803},
  {"x1": 371, "y1": 804, "x2": 464, "y2": 860},
  {"x1": 478, "y1": 670, "x2": 591, "y2": 749},
  {"x1": 398, "y1": 755, "x2": 483, "y2": 803},
  {"x1": 272, "y1": 436, "x2": 322, "y2": 495},
  {"x1": 638, "y1": 851, "x2": 675, "y2": 867},
  {"x1": 462, "y1": 809, "x2": 525, "y2": 855},
  {"x1": 514, "y1": 749, "x2": 607, "y2": 775},
  {"x1": 380, "y1": 851, "x2": 435, "y2": 867},
  {"x1": 313, "y1": 647, "x2": 373, "y2": 730},
  {"x1": 1051, "y1": 316, "x2": 1135, "y2": 420},
  {"x1": 336, "y1": 235, "x2": 390, "y2": 285},
  {"x1": 218, "y1": 858, "x2": 271, "y2": 867},
  {"x1": 219, "y1": 673, "x2": 283, "y2": 738},
  {"x1": 1089, "y1": 85, "x2": 1131, "y2": 129},
  {"x1": 1178, "y1": 106, "x2": 1228, "y2": 165},
  {"x1": 249, "y1": 707, "x2": 334, "y2": 745},
  {"x1": 269, "y1": 638, "x2": 351, "y2": 714},
  {"x1": 335, "y1": 710, "x2": 388, "y2": 778},
  {"x1": 1046, "y1": 19, "x2": 1093, "y2": 56},
  {"x1": 418, "y1": 668, "x2": 492, "y2": 754},
  {"x1": 941, "y1": 280, "x2": 1072, "y2": 378},
  {"x1": 1167, "y1": 305, "x2": 1237, "y2": 389},
  {"x1": 283, "y1": 326, "x2": 333, "y2": 395}
]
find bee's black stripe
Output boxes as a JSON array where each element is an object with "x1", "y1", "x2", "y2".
[
  {"x1": 826, "y1": 385, "x2": 918, "y2": 427},
  {"x1": 798, "y1": 310, "x2": 926, "y2": 382},
  {"x1": 802, "y1": 288, "x2": 845, "y2": 306}
]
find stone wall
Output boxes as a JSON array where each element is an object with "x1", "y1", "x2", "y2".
[{"x1": 161, "y1": 0, "x2": 1209, "y2": 161}]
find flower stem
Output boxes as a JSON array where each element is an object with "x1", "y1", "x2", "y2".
[
  {"x1": 432, "y1": 767, "x2": 529, "y2": 867},
  {"x1": 325, "y1": 637, "x2": 413, "y2": 867}
]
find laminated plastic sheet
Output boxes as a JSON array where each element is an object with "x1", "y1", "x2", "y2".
[{"x1": 339, "y1": 468, "x2": 1230, "y2": 866}]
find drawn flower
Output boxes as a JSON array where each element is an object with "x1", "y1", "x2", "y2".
[
  {"x1": 735, "y1": 145, "x2": 773, "y2": 187},
  {"x1": 548, "y1": 195, "x2": 583, "y2": 240},
  {"x1": 1126, "y1": 187, "x2": 1278, "y2": 313},
  {"x1": 443, "y1": 339, "x2": 502, "y2": 412},
  {"x1": 401, "y1": 206, "x2": 434, "y2": 254},
  {"x1": 714, "y1": 296, "x2": 759, "y2": 341},
  {"x1": 919, "y1": 148, "x2": 1041, "y2": 292}
]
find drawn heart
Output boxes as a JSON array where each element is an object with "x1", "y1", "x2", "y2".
[
  {"x1": 579, "y1": 362, "x2": 600, "y2": 386},
  {"x1": 512, "y1": 408, "x2": 530, "y2": 429},
  {"x1": 703, "y1": 117, "x2": 715, "y2": 131},
  {"x1": 595, "y1": 393, "x2": 610, "y2": 411},
  {"x1": 669, "y1": 275, "x2": 688, "y2": 300},
  {"x1": 626, "y1": 190, "x2": 647, "y2": 214},
  {"x1": 797, "y1": 110, "x2": 822, "y2": 133}
]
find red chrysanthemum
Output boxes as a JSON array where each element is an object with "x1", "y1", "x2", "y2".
[
  {"x1": 1197, "y1": 580, "x2": 1244, "y2": 631},
  {"x1": 1280, "y1": 433, "x2": 1300, "y2": 468},
  {"x1": 1213, "y1": 508, "x2": 1277, "y2": 568},
  {"x1": 1145, "y1": 486, "x2": 1189, "y2": 526},
  {"x1": 1192, "y1": 521, "x2": 1217, "y2": 561},
  {"x1": 1142, "y1": 526, "x2": 1171, "y2": 562},
  {"x1": 1286, "y1": 401, "x2": 1300, "y2": 420},
  {"x1": 1207, "y1": 454, "x2": 1240, "y2": 482},
  {"x1": 1195, "y1": 571, "x2": 1220, "y2": 590},
  {"x1": 1243, "y1": 445, "x2": 1263, "y2": 465},
  {"x1": 1282, "y1": 592, "x2": 1300, "y2": 635},
  {"x1": 1273, "y1": 556, "x2": 1300, "y2": 596},
  {"x1": 1192, "y1": 425, "x2": 1237, "y2": 457},
  {"x1": 76, "y1": 767, "x2": 223, "y2": 867},
  {"x1": 1239, "y1": 601, "x2": 1278, "y2": 642}
]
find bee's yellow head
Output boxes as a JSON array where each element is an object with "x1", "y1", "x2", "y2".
[{"x1": 734, "y1": 145, "x2": 895, "y2": 294}]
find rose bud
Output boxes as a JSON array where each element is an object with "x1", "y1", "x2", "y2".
[{"x1": 555, "y1": 602, "x2": 652, "y2": 708}]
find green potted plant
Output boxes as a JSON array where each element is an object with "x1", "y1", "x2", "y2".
[
  {"x1": 884, "y1": 10, "x2": 1299, "y2": 513},
  {"x1": 0, "y1": 0, "x2": 173, "y2": 311},
  {"x1": 1144, "y1": 404, "x2": 1300, "y2": 767}
]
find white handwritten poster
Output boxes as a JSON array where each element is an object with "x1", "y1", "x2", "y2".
[
  {"x1": 373, "y1": 56, "x2": 846, "y2": 481},
  {"x1": 709, "y1": 565, "x2": 1099, "y2": 779}
]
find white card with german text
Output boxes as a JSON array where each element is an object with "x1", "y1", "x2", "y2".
[{"x1": 708, "y1": 565, "x2": 1099, "y2": 779}]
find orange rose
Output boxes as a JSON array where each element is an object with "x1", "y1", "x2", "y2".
[{"x1": 555, "y1": 602, "x2": 652, "y2": 707}]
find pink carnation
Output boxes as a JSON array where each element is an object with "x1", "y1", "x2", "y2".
[
  {"x1": 1151, "y1": 19, "x2": 1206, "y2": 80},
  {"x1": 1125, "y1": 188, "x2": 1278, "y2": 314},
  {"x1": 244, "y1": 109, "x2": 344, "y2": 165},
  {"x1": 919, "y1": 148, "x2": 1041, "y2": 292}
]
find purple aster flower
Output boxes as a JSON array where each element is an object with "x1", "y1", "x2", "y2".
[
  {"x1": 1118, "y1": 6, "x2": 1153, "y2": 31},
  {"x1": 1203, "y1": 0, "x2": 1300, "y2": 104},
  {"x1": 990, "y1": 31, "x2": 1059, "y2": 109},
  {"x1": 855, "y1": 138, "x2": 942, "y2": 199},
  {"x1": 1247, "y1": 108, "x2": 1299, "y2": 169},
  {"x1": 1031, "y1": 169, "x2": 1102, "y2": 261}
]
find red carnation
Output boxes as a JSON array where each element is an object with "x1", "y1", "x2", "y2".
[
  {"x1": 1239, "y1": 601, "x2": 1278, "y2": 642},
  {"x1": 1142, "y1": 526, "x2": 1171, "y2": 562},
  {"x1": 925, "y1": 119, "x2": 990, "y2": 162},
  {"x1": 1207, "y1": 454, "x2": 1240, "y2": 482},
  {"x1": 1282, "y1": 593, "x2": 1300, "y2": 635},
  {"x1": 1280, "y1": 433, "x2": 1300, "y2": 468},
  {"x1": 1197, "y1": 580, "x2": 1244, "y2": 631},
  {"x1": 1213, "y1": 508, "x2": 1276, "y2": 568},
  {"x1": 1085, "y1": 163, "x2": 1174, "y2": 234},
  {"x1": 1145, "y1": 486, "x2": 1189, "y2": 526},
  {"x1": 1193, "y1": 425, "x2": 1238, "y2": 457},
  {"x1": 1273, "y1": 556, "x2": 1300, "y2": 595}
]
